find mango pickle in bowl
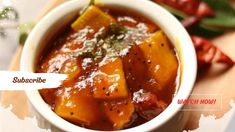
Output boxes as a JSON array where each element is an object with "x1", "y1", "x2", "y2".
[{"x1": 20, "y1": 0, "x2": 197, "y2": 131}]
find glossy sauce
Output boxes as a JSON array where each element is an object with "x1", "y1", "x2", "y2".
[{"x1": 37, "y1": 6, "x2": 179, "y2": 131}]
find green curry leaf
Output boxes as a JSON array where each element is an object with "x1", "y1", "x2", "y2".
[
  {"x1": 189, "y1": 24, "x2": 223, "y2": 38},
  {"x1": 202, "y1": 0, "x2": 235, "y2": 27}
]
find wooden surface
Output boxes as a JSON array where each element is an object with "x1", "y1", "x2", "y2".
[{"x1": 1, "y1": 0, "x2": 235, "y2": 131}]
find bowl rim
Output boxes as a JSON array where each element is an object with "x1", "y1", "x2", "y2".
[{"x1": 21, "y1": 0, "x2": 197, "y2": 131}]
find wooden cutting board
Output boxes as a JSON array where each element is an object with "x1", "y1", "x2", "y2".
[{"x1": 1, "y1": 0, "x2": 235, "y2": 131}]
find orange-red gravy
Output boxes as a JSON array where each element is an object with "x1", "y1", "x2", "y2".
[{"x1": 37, "y1": 7, "x2": 179, "y2": 131}]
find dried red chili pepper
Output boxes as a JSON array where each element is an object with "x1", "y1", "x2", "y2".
[
  {"x1": 153, "y1": 0, "x2": 214, "y2": 17},
  {"x1": 154, "y1": 0, "x2": 199, "y2": 15},
  {"x1": 196, "y1": 2, "x2": 215, "y2": 17},
  {"x1": 182, "y1": 16, "x2": 201, "y2": 28},
  {"x1": 191, "y1": 36, "x2": 234, "y2": 68}
]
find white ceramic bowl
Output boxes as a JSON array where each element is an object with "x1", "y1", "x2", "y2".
[{"x1": 21, "y1": 0, "x2": 197, "y2": 131}]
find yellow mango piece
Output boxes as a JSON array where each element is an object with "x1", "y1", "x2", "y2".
[
  {"x1": 93, "y1": 58, "x2": 128, "y2": 99},
  {"x1": 102, "y1": 98, "x2": 134, "y2": 129},
  {"x1": 59, "y1": 58, "x2": 81, "y2": 83},
  {"x1": 139, "y1": 31, "x2": 178, "y2": 90},
  {"x1": 71, "y1": 5, "x2": 115, "y2": 31},
  {"x1": 54, "y1": 88, "x2": 100, "y2": 126}
]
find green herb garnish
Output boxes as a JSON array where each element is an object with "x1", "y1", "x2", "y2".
[
  {"x1": 109, "y1": 23, "x2": 127, "y2": 36},
  {"x1": 78, "y1": 23, "x2": 128, "y2": 60}
]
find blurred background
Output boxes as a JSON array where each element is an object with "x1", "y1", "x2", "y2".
[{"x1": 0, "y1": 0, "x2": 47, "y2": 70}]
